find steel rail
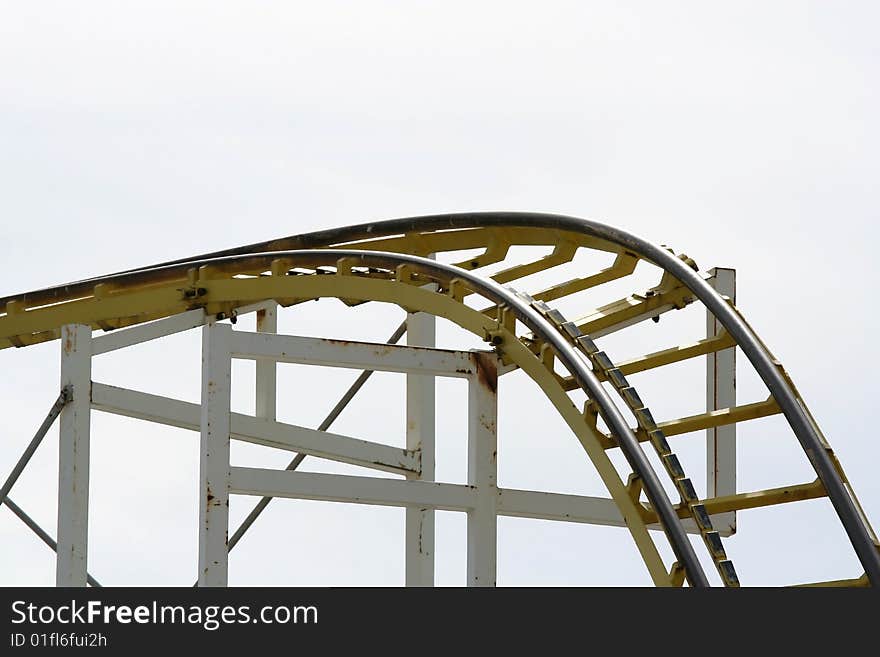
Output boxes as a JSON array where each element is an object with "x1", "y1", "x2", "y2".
[{"x1": 4, "y1": 211, "x2": 876, "y2": 583}]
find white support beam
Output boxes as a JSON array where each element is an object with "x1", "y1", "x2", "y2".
[
  {"x1": 467, "y1": 355, "x2": 498, "y2": 587},
  {"x1": 707, "y1": 268, "x2": 737, "y2": 534},
  {"x1": 56, "y1": 324, "x2": 92, "y2": 587},
  {"x1": 91, "y1": 301, "x2": 273, "y2": 356},
  {"x1": 91, "y1": 383, "x2": 199, "y2": 431},
  {"x1": 496, "y1": 488, "x2": 699, "y2": 533},
  {"x1": 405, "y1": 307, "x2": 436, "y2": 586},
  {"x1": 255, "y1": 302, "x2": 278, "y2": 421},
  {"x1": 226, "y1": 468, "x2": 705, "y2": 534},
  {"x1": 229, "y1": 331, "x2": 475, "y2": 378},
  {"x1": 497, "y1": 488, "x2": 625, "y2": 525},
  {"x1": 229, "y1": 467, "x2": 475, "y2": 511},
  {"x1": 198, "y1": 322, "x2": 232, "y2": 587},
  {"x1": 228, "y1": 413, "x2": 417, "y2": 475},
  {"x1": 91, "y1": 383, "x2": 419, "y2": 475},
  {"x1": 91, "y1": 309, "x2": 206, "y2": 355}
]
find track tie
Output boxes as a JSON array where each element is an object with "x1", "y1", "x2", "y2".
[
  {"x1": 620, "y1": 387, "x2": 644, "y2": 410},
  {"x1": 678, "y1": 478, "x2": 699, "y2": 503},
  {"x1": 605, "y1": 367, "x2": 629, "y2": 389}
]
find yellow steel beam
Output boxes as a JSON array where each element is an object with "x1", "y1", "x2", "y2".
[
  {"x1": 616, "y1": 331, "x2": 737, "y2": 376},
  {"x1": 516, "y1": 273, "x2": 695, "y2": 363},
  {"x1": 669, "y1": 562, "x2": 686, "y2": 587},
  {"x1": 332, "y1": 225, "x2": 625, "y2": 258},
  {"x1": 451, "y1": 236, "x2": 511, "y2": 270},
  {"x1": 558, "y1": 330, "x2": 737, "y2": 391},
  {"x1": 574, "y1": 284, "x2": 695, "y2": 336},
  {"x1": 0, "y1": 226, "x2": 620, "y2": 322},
  {"x1": 489, "y1": 240, "x2": 578, "y2": 285},
  {"x1": 642, "y1": 480, "x2": 827, "y2": 524},
  {"x1": 600, "y1": 398, "x2": 781, "y2": 449},
  {"x1": 532, "y1": 253, "x2": 639, "y2": 303},
  {"x1": 657, "y1": 398, "x2": 781, "y2": 438}
]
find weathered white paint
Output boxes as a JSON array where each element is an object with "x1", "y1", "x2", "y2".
[
  {"x1": 467, "y1": 355, "x2": 498, "y2": 586},
  {"x1": 91, "y1": 309, "x2": 206, "y2": 355},
  {"x1": 255, "y1": 301, "x2": 278, "y2": 421},
  {"x1": 198, "y1": 322, "x2": 232, "y2": 587},
  {"x1": 229, "y1": 467, "x2": 475, "y2": 511},
  {"x1": 56, "y1": 324, "x2": 92, "y2": 587},
  {"x1": 90, "y1": 382, "x2": 419, "y2": 475},
  {"x1": 230, "y1": 330, "x2": 475, "y2": 378},
  {"x1": 406, "y1": 308, "x2": 436, "y2": 586}
]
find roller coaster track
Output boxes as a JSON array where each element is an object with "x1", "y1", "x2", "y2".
[{"x1": 1, "y1": 212, "x2": 877, "y2": 587}]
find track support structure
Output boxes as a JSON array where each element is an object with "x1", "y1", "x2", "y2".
[{"x1": 56, "y1": 324, "x2": 92, "y2": 587}]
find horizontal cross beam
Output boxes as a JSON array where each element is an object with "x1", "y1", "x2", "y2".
[{"x1": 91, "y1": 382, "x2": 420, "y2": 475}]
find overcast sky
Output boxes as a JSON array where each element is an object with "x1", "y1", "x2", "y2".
[{"x1": 1, "y1": 2, "x2": 878, "y2": 586}]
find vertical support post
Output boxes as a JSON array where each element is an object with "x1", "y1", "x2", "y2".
[
  {"x1": 405, "y1": 306, "x2": 436, "y2": 586},
  {"x1": 56, "y1": 324, "x2": 92, "y2": 587},
  {"x1": 467, "y1": 353, "x2": 498, "y2": 587},
  {"x1": 707, "y1": 268, "x2": 736, "y2": 534},
  {"x1": 255, "y1": 302, "x2": 278, "y2": 421},
  {"x1": 199, "y1": 322, "x2": 232, "y2": 587}
]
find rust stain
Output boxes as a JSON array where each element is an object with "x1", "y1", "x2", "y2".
[
  {"x1": 324, "y1": 336, "x2": 361, "y2": 347},
  {"x1": 324, "y1": 337, "x2": 398, "y2": 358},
  {"x1": 473, "y1": 352, "x2": 497, "y2": 394}
]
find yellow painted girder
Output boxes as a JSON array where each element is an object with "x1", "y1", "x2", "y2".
[
  {"x1": 616, "y1": 331, "x2": 737, "y2": 377},
  {"x1": 657, "y1": 398, "x2": 781, "y2": 438},
  {"x1": 558, "y1": 330, "x2": 737, "y2": 391},
  {"x1": 331, "y1": 225, "x2": 625, "y2": 258},
  {"x1": 490, "y1": 240, "x2": 578, "y2": 285},
  {"x1": 641, "y1": 480, "x2": 827, "y2": 524},
  {"x1": 531, "y1": 253, "x2": 639, "y2": 303},
  {"x1": 1, "y1": 227, "x2": 643, "y2": 349},
  {"x1": 574, "y1": 284, "x2": 696, "y2": 335},
  {"x1": 600, "y1": 398, "x2": 781, "y2": 449}
]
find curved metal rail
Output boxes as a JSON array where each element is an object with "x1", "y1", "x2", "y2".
[{"x1": 1, "y1": 212, "x2": 877, "y2": 586}]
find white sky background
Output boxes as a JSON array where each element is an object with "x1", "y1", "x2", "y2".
[{"x1": 1, "y1": 2, "x2": 878, "y2": 586}]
